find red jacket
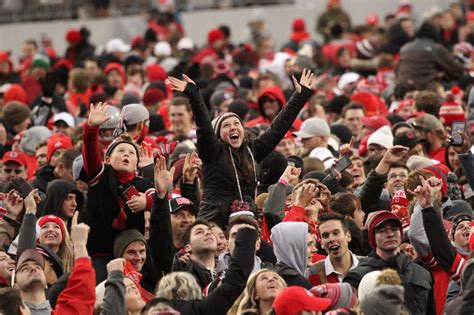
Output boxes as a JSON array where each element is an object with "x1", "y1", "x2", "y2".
[{"x1": 52, "y1": 257, "x2": 96, "y2": 315}]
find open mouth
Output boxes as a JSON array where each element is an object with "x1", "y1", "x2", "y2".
[
  {"x1": 463, "y1": 231, "x2": 470, "y2": 239},
  {"x1": 229, "y1": 133, "x2": 240, "y2": 141},
  {"x1": 328, "y1": 245, "x2": 340, "y2": 254},
  {"x1": 7, "y1": 265, "x2": 15, "y2": 272},
  {"x1": 122, "y1": 158, "x2": 130, "y2": 165},
  {"x1": 267, "y1": 284, "x2": 278, "y2": 290}
]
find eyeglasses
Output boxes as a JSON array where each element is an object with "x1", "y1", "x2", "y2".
[{"x1": 3, "y1": 168, "x2": 23, "y2": 175}]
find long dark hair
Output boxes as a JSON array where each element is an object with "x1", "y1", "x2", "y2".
[{"x1": 225, "y1": 136, "x2": 255, "y2": 185}]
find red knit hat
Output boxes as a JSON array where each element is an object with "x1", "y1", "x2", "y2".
[
  {"x1": 47, "y1": 135, "x2": 73, "y2": 162},
  {"x1": 391, "y1": 190, "x2": 409, "y2": 207},
  {"x1": 145, "y1": 64, "x2": 167, "y2": 83},
  {"x1": 65, "y1": 29, "x2": 81, "y2": 44},
  {"x1": 3, "y1": 84, "x2": 27, "y2": 104},
  {"x1": 439, "y1": 100, "x2": 465, "y2": 127},
  {"x1": 208, "y1": 28, "x2": 225, "y2": 45},
  {"x1": 351, "y1": 92, "x2": 380, "y2": 117},
  {"x1": 365, "y1": 210, "x2": 403, "y2": 248},
  {"x1": 38, "y1": 215, "x2": 65, "y2": 241},
  {"x1": 143, "y1": 88, "x2": 165, "y2": 106}
]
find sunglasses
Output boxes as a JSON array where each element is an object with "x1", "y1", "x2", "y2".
[{"x1": 3, "y1": 168, "x2": 23, "y2": 175}]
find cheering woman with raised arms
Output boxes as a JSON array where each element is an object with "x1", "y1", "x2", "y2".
[{"x1": 166, "y1": 70, "x2": 315, "y2": 228}]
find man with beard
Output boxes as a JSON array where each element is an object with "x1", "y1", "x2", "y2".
[
  {"x1": 358, "y1": 145, "x2": 409, "y2": 214},
  {"x1": 412, "y1": 113, "x2": 447, "y2": 164},
  {"x1": 308, "y1": 212, "x2": 361, "y2": 285}
]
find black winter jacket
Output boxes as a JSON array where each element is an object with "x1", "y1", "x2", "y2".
[
  {"x1": 146, "y1": 228, "x2": 257, "y2": 315},
  {"x1": 183, "y1": 83, "x2": 312, "y2": 228},
  {"x1": 358, "y1": 169, "x2": 391, "y2": 214},
  {"x1": 79, "y1": 164, "x2": 154, "y2": 255},
  {"x1": 344, "y1": 252, "x2": 436, "y2": 315},
  {"x1": 274, "y1": 262, "x2": 313, "y2": 290}
]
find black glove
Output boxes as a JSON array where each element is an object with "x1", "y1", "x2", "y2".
[{"x1": 40, "y1": 72, "x2": 58, "y2": 98}]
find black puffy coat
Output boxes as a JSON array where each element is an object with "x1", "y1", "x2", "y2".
[{"x1": 183, "y1": 83, "x2": 312, "y2": 228}]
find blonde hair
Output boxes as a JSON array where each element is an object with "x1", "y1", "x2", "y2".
[
  {"x1": 57, "y1": 227, "x2": 73, "y2": 273},
  {"x1": 156, "y1": 272, "x2": 202, "y2": 301},
  {"x1": 227, "y1": 269, "x2": 286, "y2": 315}
]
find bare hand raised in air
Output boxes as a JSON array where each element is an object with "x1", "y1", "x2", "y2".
[{"x1": 166, "y1": 74, "x2": 196, "y2": 92}]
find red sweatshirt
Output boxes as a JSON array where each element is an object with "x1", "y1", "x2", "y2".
[{"x1": 52, "y1": 257, "x2": 96, "y2": 315}]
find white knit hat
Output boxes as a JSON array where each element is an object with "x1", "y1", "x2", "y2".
[
  {"x1": 358, "y1": 270, "x2": 382, "y2": 302},
  {"x1": 367, "y1": 125, "x2": 393, "y2": 149},
  {"x1": 309, "y1": 147, "x2": 336, "y2": 169}
]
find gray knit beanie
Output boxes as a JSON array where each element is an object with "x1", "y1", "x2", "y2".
[
  {"x1": 113, "y1": 229, "x2": 146, "y2": 258},
  {"x1": 360, "y1": 285, "x2": 405, "y2": 315},
  {"x1": 20, "y1": 126, "x2": 52, "y2": 154}
]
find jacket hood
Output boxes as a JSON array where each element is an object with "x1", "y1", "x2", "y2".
[
  {"x1": 257, "y1": 86, "x2": 286, "y2": 118},
  {"x1": 41, "y1": 179, "x2": 84, "y2": 218},
  {"x1": 271, "y1": 222, "x2": 308, "y2": 276},
  {"x1": 416, "y1": 21, "x2": 441, "y2": 43}
]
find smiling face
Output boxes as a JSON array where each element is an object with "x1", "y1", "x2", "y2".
[
  {"x1": 60, "y1": 193, "x2": 77, "y2": 219},
  {"x1": 0, "y1": 251, "x2": 15, "y2": 281},
  {"x1": 254, "y1": 271, "x2": 285, "y2": 302},
  {"x1": 123, "y1": 241, "x2": 146, "y2": 272},
  {"x1": 211, "y1": 226, "x2": 228, "y2": 256},
  {"x1": 347, "y1": 159, "x2": 365, "y2": 187},
  {"x1": 319, "y1": 220, "x2": 351, "y2": 260},
  {"x1": 107, "y1": 143, "x2": 138, "y2": 174},
  {"x1": 171, "y1": 209, "x2": 196, "y2": 241},
  {"x1": 219, "y1": 116, "x2": 244, "y2": 149},
  {"x1": 386, "y1": 167, "x2": 408, "y2": 196},
  {"x1": 169, "y1": 104, "x2": 193, "y2": 136},
  {"x1": 39, "y1": 222, "x2": 63, "y2": 249},
  {"x1": 453, "y1": 220, "x2": 471, "y2": 249}
]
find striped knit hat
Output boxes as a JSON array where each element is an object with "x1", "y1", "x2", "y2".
[
  {"x1": 365, "y1": 210, "x2": 402, "y2": 248},
  {"x1": 211, "y1": 112, "x2": 243, "y2": 139}
]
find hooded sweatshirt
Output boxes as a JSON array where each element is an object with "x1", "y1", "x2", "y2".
[
  {"x1": 247, "y1": 86, "x2": 301, "y2": 130},
  {"x1": 271, "y1": 221, "x2": 308, "y2": 276},
  {"x1": 40, "y1": 179, "x2": 84, "y2": 224}
]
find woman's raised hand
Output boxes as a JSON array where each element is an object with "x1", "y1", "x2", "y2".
[
  {"x1": 166, "y1": 74, "x2": 196, "y2": 92},
  {"x1": 292, "y1": 68, "x2": 316, "y2": 93}
]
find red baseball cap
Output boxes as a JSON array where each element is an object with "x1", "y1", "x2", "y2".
[
  {"x1": 2, "y1": 151, "x2": 27, "y2": 167},
  {"x1": 273, "y1": 286, "x2": 332, "y2": 315},
  {"x1": 47, "y1": 135, "x2": 73, "y2": 162}
]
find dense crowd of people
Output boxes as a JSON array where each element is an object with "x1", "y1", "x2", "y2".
[{"x1": 0, "y1": 0, "x2": 474, "y2": 314}]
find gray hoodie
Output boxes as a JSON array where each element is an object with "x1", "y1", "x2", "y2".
[{"x1": 271, "y1": 222, "x2": 308, "y2": 276}]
